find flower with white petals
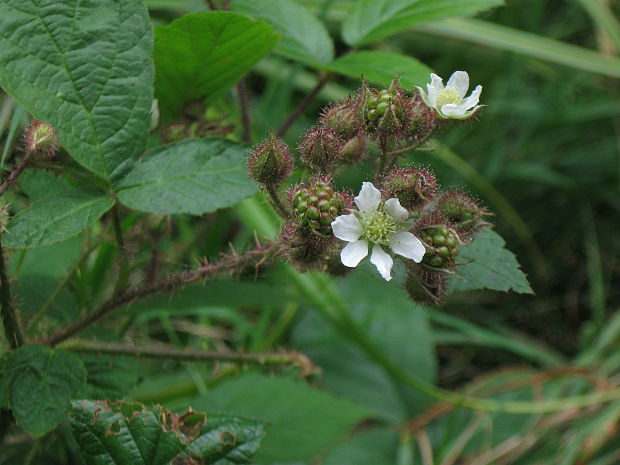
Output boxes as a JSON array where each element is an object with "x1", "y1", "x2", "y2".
[
  {"x1": 416, "y1": 71, "x2": 482, "y2": 120},
  {"x1": 331, "y1": 182, "x2": 426, "y2": 281}
]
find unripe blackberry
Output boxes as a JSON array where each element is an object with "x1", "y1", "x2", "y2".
[
  {"x1": 381, "y1": 168, "x2": 437, "y2": 210},
  {"x1": 320, "y1": 98, "x2": 359, "y2": 140},
  {"x1": 298, "y1": 127, "x2": 344, "y2": 173},
  {"x1": 279, "y1": 220, "x2": 331, "y2": 271},
  {"x1": 418, "y1": 225, "x2": 460, "y2": 269},
  {"x1": 436, "y1": 190, "x2": 492, "y2": 238},
  {"x1": 22, "y1": 121, "x2": 59, "y2": 157},
  {"x1": 247, "y1": 132, "x2": 293, "y2": 185},
  {"x1": 360, "y1": 78, "x2": 413, "y2": 138},
  {"x1": 290, "y1": 180, "x2": 349, "y2": 237}
]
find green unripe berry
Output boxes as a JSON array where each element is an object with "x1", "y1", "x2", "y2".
[
  {"x1": 437, "y1": 246, "x2": 451, "y2": 257},
  {"x1": 375, "y1": 101, "x2": 389, "y2": 114},
  {"x1": 318, "y1": 200, "x2": 330, "y2": 212},
  {"x1": 297, "y1": 201, "x2": 308, "y2": 213},
  {"x1": 428, "y1": 255, "x2": 444, "y2": 267},
  {"x1": 319, "y1": 213, "x2": 332, "y2": 226},
  {"x1": 306, "y1": 207, "x2": 320, "y2": 220},
  {"x1": 433, "y1": 234, "x2": 447, "y2": 246}
]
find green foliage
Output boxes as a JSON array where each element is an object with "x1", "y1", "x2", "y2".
[
  {"x1": 81, "y1": 354, "x2": 140, "y2": 400},
  {"x1": 450, "y1": 229, "x2": 533, "y2": 294},
  {"x1": 116, "y1": 139, "x2": 257, "y2": 215},
  {"x1": 342, "y1": 0, "x2": 504, "y2": 46},
  {"x1": 327, "y1": 51, "x2": 432, "y2": 88},
  {"x1": 154, "y1": 11, "x2": 279, "y2": 118},
  {"x1": 0, "y1": 0, "x2": 153, "y2": 182},
  {"x1": 69, "y1": 400, "x2": 265, "y2": 465},
  {"x1": 231, "y1": 0, "x2": 334, "y2": 65},
  {"x1": 193, "y1": 373, "x2": 370, "y2": 464},
  {"x1": 293, "y1": 269, "x2": 437, "y2": 422},
  {"x1": 4, "y1": 189, "x2": 114, "y2": 249},
  {"x1": 2, "y1": 345, "x2": 86, "y2": 436}
]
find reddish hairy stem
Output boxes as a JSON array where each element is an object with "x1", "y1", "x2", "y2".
[
  {"x1": 43, "y1": 242, "x2": 282, "y2": 347},
  {"x1": 0, "y1": 154, "x2": 31, "y2": 197}
]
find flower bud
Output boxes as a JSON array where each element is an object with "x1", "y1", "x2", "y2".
[
  {"x1": 22, "y1": 121, "x2": 59, "y2": 157},
  {"x1": 298, "y1": 127, "x2": 344, "y2": 174},
  {"x1": 289, "y1": 178, "x2": 351, "y2": 237},
  {"x1": 339, "y1": 134, "x2": 367, "y2": 166},
  {"x1": 247, "y1": 132, "x2": 293, "y2": 185},
  {"x1": 405, "y1": 264, "x2": 448, "y2": 306},
  {"x1": 405, "y1": 94, "x2": 438, "y2": 142},
  {"x1": 381, "y1": 168, "x2": 437, "y2": 210},
  {"x1": 436, "y1": 190, "x2": 492, "y2": 238},
  {"x1": 320, "y1": 98, "x2": 360, "y2": 140}
]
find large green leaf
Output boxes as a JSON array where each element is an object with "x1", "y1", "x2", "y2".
[
  {"x1": 193, "y1": 373, "x2": 370, "y2": 464},
  {"x1": 4, "y1": 345, "x2": 86, "y2": 436},
  {"x1": 342, "y1": 0, "x2": 503, "y2": 46},
  {"x1": 231, "y1": 0, "x2": 334, "y2": 65},
  {"x1": 450, "y1": 229, "x2": 533, "y2": 294},
  {"x1": 4, "y1": 189, "x2": 114, "y2": 249},
  {"x1": 322, "y1": 428, "x2": 398, "y2": 465},
  {"x1": 327, "y1": 50, "x2": 432, "y2": 89},
  {"x1": 154, "y1": 11, "x2": 279, "y2": 118},
  {"x1": 293, "y1": 268, "x2": 437, "y2": 423},
  {"x1": 116, "y1": 139, "x2": 257, "y2": 215},
  {"x1": 0, "y1": 0, "x2": 154, "y2": 182},
  {"x1": 70, "y1": 400, "x2": 265, "y2": 465}
]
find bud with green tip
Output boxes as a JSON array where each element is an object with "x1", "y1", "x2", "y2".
[
  {"x1": 436, "y1": 190, "x2": 492, "y2": 239},
  {"x1": 298, "y1": 127, "x2": 344, "y2": 174},
  {"x1": 22, "y1": 120, "x2": 59, "y2": 157},
  {"x1": 381, "y1": 168, "x2": 437, "y2": 210},
  {"x1": 320, "y1": 97, "x2": 360, "y2": 140},
  {"x1": 247, "y1": 132, "x2": 293, "y2": 185}
]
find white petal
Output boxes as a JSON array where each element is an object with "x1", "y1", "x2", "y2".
[
  {"x1": 440, "y1": 103, "x2": 467, "y2": 118},
  {"x1": 462, "y1": 85, "x2": 482, "y2": 110},
  {"x1": 331, "y1": 214, "x2": 362, "y2": 242},
  {"x1": 415, "y1": 86, "x2": 431, "y2": 107},
  {"x1": 355, "y1": 182, "x2": 382, "y2": 214},
  {"x1": 341, "y1": 240, "x2": 369, "y2": 268},
  {"x1": 370, "y1": 245, "x2": 393, "y2": 281},
  {"x1": 384, "y1": 198, "x2": 409, "y2": 222},
  {"x1": 426, "y1": 73, "x2": 444, "y2": 107},
  {"x1": 446, "y1": 71, "x2": 469, "y2": 98},
  {"x1": 390, "y1": 232, "x2": 425, "y2": 262}
]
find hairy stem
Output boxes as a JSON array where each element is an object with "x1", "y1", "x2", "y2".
[
  {"x1": 59, "y1": 340, "x2": 313, "y2": 374},
  {"x1": 43, "y1": 242, "x2": 282, "y2": 346},
  {"x1": 276, "y1": 72, "x2": 330, "y2": 138},
  {"x1": 0, "y1": 154, "x2": 31, "y2": 197},
  {"x1": 237, "y1": 80, "x2": 252, "y2": 144},
  {"x1": 111, "y1": 203, "x2": 130, "y2": 296},
  {"x1": 265, "y1": 183, "x2": 292, "y2": 219},
  {"x1": 0, "y1": 242, "x2": 23, "y2": 349}
]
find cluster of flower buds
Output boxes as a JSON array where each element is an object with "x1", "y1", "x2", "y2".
[{"x1": 247, "y1": 71, "x2": 491, "y2": 305}]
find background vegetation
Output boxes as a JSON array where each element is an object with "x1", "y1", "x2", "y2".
[{"x1": 0, "y1": 0, "x2": 619, "y2": 463}]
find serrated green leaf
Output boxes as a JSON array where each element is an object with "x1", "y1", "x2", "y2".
[
  {"x1": 450, "y1": 229, "x2": 533, "y2": 294},
  {"x1": 342, "y1": 0, "x2": 503, "y2": 46},
  {"x1": 18, "y1": 170, "x2": 72, "y2": 202},
  {"x1": 193, "y1": 373, "x2": 370, "y2": 464},
  {"x1": 116, "y1": 139, "x2": 257, "y2": 215},
  {"x1": 327, "y1": 51, "x2": 432, "y2": 89},
  {"x1": 0, "y1": 0, "x2": 154, "y2": 182},
  {"x1": 322, "y1": 428, "x2": 398, "y2": 465},
  {"x1": 154, "y1": 11, "x2": 279, "y2": 118},
  {"x1": 231, "y1": 0, "x2": 334, "y2": 65},
  {"x1": 293, "y1": 269, "x2": 437, "y2": 423},
  {"x1": 4, "y1": 189, "x2": 114, "y2": 249},
  {"x1": 5, "y1": 345, "x2": 86, "y2": 436},
  {"x1": 69, "y1": 400, "x2": 265, "y2": 465}
]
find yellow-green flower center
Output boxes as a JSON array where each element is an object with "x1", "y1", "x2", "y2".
[
  {"x1": 435, "y1": 88, "x2": 461, "y2": 109},
  {"x1": 362, "y1": 209, "x2": 396, "y2": 244}
]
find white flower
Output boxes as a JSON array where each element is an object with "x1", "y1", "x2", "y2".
[
  {"x1": 331, "y1": 182, "x2": 426, "y2": 281},
  {"x1": 416, "y1": 71, "x2": 482, "y2": 120}
]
